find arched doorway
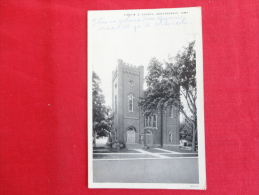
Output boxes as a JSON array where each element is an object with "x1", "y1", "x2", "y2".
[
  {"x1": 145, "y1": 130, "x2": 153, "y2": 146},
  {"x1": 126, "y1": 127, "x2": 136, "y2": 143}
]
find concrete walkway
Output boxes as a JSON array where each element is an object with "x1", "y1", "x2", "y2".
[{"x1": 125, "y1": 143, "x2": 143, "y2": 150}]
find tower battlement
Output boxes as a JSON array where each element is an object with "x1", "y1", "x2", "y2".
[
  {"x1": 113, "y1": 59, "x2": 143, "y2": 79},
  {"x1": 117, "y1": 59, "x2": 142, "y2": 69}
]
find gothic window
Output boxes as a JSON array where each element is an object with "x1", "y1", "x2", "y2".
[
  {"x1": 169, "y1": 107, "x2": 173, "y2": 118},
  {"x1": 169, "y1": 106, "x2": 177, "y2": 118},
  {"x1": 128, "y1": 94, "x2": 134, "y2": 112},
  {"x1": 144, "y1": 115, "x2": 157, "y2": 128},
  {"x1": 153, "y1": 115, "x2": 157, "y2": 128},
  {"x1": 169, "y1": 131, "x2": 173, "y2": 142},
  {"x1": 148, "y1": 116, "x2": 152, "y2": 127},
  {"x1": 173, "y1": 107, "x2": 177, "y2": 118},
  {"x1": 144, "y1": 116, "x2": 148, "y2": 127}
]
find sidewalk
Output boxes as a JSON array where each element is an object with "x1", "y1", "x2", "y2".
[
  {"x1": 160, "y1": 145, "x2": 197, "y2": 153},
  {"x1": 125, "y1": 143, "x2": 143, "y2": 150},
  {"x1": 93, "y1": 140, "x2": 197, "y2": 154}
]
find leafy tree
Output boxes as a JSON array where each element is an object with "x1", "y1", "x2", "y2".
[
  {"x1": 139, "y1": 57, "x2": 168, "y2": 147},
  {"x1": 139, "y1": 41, "x2": 197, "y2": 151},
  {"x1": 168, "y1": 41, "x2": 197, "y2": 151},
  {"x1": 139, "y1": 57, "x2": 164, "y2": 114},
  {"x1": 92, "y1": 71, "x2": 113, "y2": 147},
  {"x1": 180, "y1": 120, "x2": 193, "y2": 143}
]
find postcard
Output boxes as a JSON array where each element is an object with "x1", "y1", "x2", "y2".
[{"x1": 88, "y1": 7, "x2": 206, "y2": 189}]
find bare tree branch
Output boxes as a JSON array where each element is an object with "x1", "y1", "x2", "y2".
[{"x1": 180, "y1": 89, "x2": 196, "y2": 116}]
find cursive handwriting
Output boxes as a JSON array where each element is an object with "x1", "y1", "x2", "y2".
[{"x1": 92, "y1": 15, "x2": 187, "y2": 32}]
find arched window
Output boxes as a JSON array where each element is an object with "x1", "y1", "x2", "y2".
[
  {"x1": 128, "y1": 94, "x2": 134, "y2": 112},
  {"x1": 169, "y1": 107, "x2": 173, "y2": 118},
  {"x1": 144, "y1": 115, "x2": 157, "y2": 128},
  {"x1": 169, "y1": 106, "x2": 177, "y2": 118},
  {"x1": 169, "y1": 131, "x2": 173, "y2": 142},
  {"x1": 173, "y1": 106, "x2": 177, "y2": 118},
  {"x1": 153, "y1": 115, "x2": 157, "y2": 128}
]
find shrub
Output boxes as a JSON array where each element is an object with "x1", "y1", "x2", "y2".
[{"x1": 112, "y1": 142, "x2": 124, "y2": 149}]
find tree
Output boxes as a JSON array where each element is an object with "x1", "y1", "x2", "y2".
[
  {"x1": 92, "y1": 71, "x2": 113, "y2": 147},
  {"x1": 139, "y1": 41, "x2": 197, "y2": 151},
  {"x1": 139, "y1": 57, "x2": 168, "y2": 147},
  {"x1": 167, "y1": 41, "x2": 197, "y2": 151},
  {"x1": 180, "y1": 120, "x2": 193, "y2": 143}
]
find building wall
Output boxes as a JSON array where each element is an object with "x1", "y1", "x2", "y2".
[
  {"x1": 164, "y1": 107, "x2": 180, "y2": 145},
  {"x1": 143, "y1": 107, "x2": 180, "y2": 146},
  {"x1": 112, "y1": 59, "x2": 144, "y2": 144},
  {"x1": 112, "y1": 59, "x2": 179, "y2": 146}
]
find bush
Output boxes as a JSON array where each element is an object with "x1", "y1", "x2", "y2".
[{"x1": 112, "y1": 142, "x2": 125, "y2": 149}]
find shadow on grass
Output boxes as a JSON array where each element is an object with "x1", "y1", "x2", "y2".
[
  {"x1": 153, "y1": 146, "x2": 198, "y2": 154},
  {"x1": 93, "y1": 154, "x2": 108, "y2": 159}
]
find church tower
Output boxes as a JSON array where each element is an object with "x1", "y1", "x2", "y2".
[{"x1": 112, "y1": 59, "x2": 144, "y2": 145}]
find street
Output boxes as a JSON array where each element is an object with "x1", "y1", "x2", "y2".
[{"x1": 93, "y1": 137, "x2": 199, "y2": 183}]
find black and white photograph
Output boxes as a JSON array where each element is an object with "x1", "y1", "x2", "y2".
[{"x1": 88, "y1": 7, "x2": 205, "y2": 189}]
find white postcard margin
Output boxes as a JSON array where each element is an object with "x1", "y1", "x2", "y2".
[{"x1": 88, "y1": 7, "x2": 206, "y2": 190}]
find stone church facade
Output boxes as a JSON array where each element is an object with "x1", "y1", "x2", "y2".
[{"x1": 112, "y1": 59, "x2": 180, "y2": 147}]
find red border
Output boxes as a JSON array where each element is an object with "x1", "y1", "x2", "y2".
[{"x1": 0, "y1": 1, "x2": 258, "y2": 194}]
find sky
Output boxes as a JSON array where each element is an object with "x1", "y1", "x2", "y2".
[{"x1": 89, "y1": 8, "x2": 198, "y2": 108}]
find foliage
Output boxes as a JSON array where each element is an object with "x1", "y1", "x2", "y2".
[
  {"x1": 139, "y1": 41, "x2": 197, "y2": 151},
  {"x1": 139, "y1": 58, "x2": 165, "y2": 115},
  {"x1": 92, "y1": 71, "x2": 113, "y2": 139},
  {"x1": 111, "y1": 142, "x2": 125, "y2": 150},
  {"x1": 171, "y1": 41, "x2": 197, "y2": 151},
  {"x1": 180, "y1": 121, "x2": 193, "y2": 142}
]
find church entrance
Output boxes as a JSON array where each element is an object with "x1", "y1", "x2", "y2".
[
  {"x1": 145, "y1": 130, "x2": 153, "y2": 146},
  {"x1": 126, "y1": 127, "x2": 136, "y2": 143}
]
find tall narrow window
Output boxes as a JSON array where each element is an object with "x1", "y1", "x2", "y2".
[
  {"x1": 145, "y1": 116, "x2": 149, "y2": 127},
  {"x1": 148, "y1": 116, "x2": 152, "y2": 127},
  {"x1": 169, "y1": 132, "x2": 173, "y2": 142},
  {"x1": 173, "y1": 106, "x2": 177, "y2": 118},
  {"x1": 169, "y1": 106, "x2": 173, "y2": 118},
  {"x1": 144, "y1": 115, "x2": 157, "y2": 128},
  {"x1": 153, "y1": 115, "x2": 157, "y2": 128},
  {"x1": 128, "y1": 94, "x2": 134, "y2": 112},
  {"x1": 169, "y1": 106, "x2": 177, "y2": 118},
  {"x1": 115, "y1": 95, "x2": 117, "y2": 113}
]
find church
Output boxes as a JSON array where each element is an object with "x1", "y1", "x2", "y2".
[{"x1": 112, "y1": 59, "x2": 180, "y2": 147}]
